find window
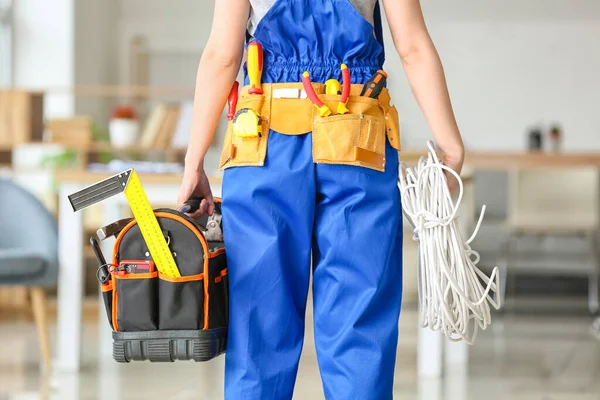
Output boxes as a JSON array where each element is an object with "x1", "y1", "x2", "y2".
[{"x1": 0, "y1": 0, "x2": 13, "y2": 87}]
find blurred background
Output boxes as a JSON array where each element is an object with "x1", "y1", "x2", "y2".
[{"x1": 1, "y1": 0, "x2": 600, "y2": 399}]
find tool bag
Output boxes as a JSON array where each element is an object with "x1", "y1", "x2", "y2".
[{"x1": 97, "y1": 198, "x2": 228, "y2": 363}]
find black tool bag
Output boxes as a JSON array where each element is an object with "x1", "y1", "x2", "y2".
[{"x1": 97, "y1": 198, "x2": 228, "y2": 363}]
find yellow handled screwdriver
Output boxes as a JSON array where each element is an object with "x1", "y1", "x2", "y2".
[{"x1": 247, "y1": 42, "x2": 263, "y2": 95}]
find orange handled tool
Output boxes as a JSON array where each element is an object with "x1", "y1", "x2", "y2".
[
  {"x1": 247, "y1": 42, "x2": 263, "y2": 95},
  {"x1": 302, "y1": 72, "x2": 332, "y2": 117},
  {"x1": 360, "y1": 70, "x2": 388, "y2": 99},
  {"x1": 227, "y1": 81, "x2": 239, "y2": 121}
]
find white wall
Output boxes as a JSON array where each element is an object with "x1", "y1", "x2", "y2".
[
  {"x1": 13, "y1": 0, "x2": 74, "y2": 117},
  {"x1": 383, "y1": 0, "x2": 600, "y2": 152},
  {"x1": 12, "y1": 0, "x2": 122, "y2": 125},
  {"x1": 117, "y1": 0, "x2": 229, "y2": 144},
  {"x1": 12, "y1": 0, "x2": 599, "y2": 151},
  {"x1": 117, "y1": 0, "x2": 211, "y2": 87},
  {"x1": 115, "y1": 0, "x2": 600, "y2": 153},
  {"x1": 0, "y1": 0, "x2": 12, "y2": 87},
  {"x1": 74, "y1": 0, "x2": 119, "y2": 125}
]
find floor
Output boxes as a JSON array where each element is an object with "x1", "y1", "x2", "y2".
[{"x1": 0, "y1": 303, "x2": 599, "y2": 400}]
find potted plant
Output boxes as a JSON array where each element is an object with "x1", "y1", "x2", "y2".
[{"x1": 109, "y1": 105, "x2": 139, "y2": 148}]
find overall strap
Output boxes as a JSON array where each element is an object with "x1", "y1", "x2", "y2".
[{"x1": 373, "y1": 1, "x2": 386, "y2": 65}]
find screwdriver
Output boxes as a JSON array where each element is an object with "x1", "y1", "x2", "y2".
[
  {"x1": 227, "y1": 81, "x2": 239, "y2": 121},
  {"x1": 360, "y1": 70, "x2": 388, "y2": 99},
  {"x1": 90, "y1": 237, "x2": 110, "y2": 284},
  {"x1": 247, "y1": 42, "x2": 263, "y2": 95}
]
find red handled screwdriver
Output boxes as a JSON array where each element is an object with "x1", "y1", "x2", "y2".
[{"x1": 227, "y1": 81, "x2": 240, "y2": 121}]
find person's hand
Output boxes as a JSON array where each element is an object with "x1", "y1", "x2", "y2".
[
  {"x1": 442, "y1": 146, "x2": 464, "y2": 195},
  {"x1": 177, "y1": 166, "x2": 215, "y2": 219}
]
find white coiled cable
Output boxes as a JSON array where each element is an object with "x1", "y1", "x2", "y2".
[{"x1": 399, "y1": 141, "x2": 501, "y2": 345}]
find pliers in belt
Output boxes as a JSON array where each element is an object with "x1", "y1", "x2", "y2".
[{"x1": 302, "y1": 64, "x2": 351, "y2": 117}]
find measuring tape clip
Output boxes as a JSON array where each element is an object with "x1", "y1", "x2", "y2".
[{"x1": 68, "y1": 169, "x2": 181, "y2": 277}]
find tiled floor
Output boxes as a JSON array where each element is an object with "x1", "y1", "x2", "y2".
[{"x1": 0, "y1": 304, "x2": 599, "y2": 400}]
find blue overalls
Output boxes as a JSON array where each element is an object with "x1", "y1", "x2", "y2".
[{"x1": 221, "y1": 1, "x2": 403, "y2": 398}]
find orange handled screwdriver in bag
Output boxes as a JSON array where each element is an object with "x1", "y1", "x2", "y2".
[{"x1": 360, "y1": 70, "x2": 388, "y2": 99}]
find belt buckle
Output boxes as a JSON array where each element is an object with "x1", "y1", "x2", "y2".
[{"x1": 272, "y1": 88, "x2": 308, "y2": 99}]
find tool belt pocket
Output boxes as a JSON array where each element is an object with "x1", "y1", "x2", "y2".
[
  {"x1": 113, "y1": 270, "x2": 159, "y2": 332},
  {"x1": 158, "y1": 272, "x2": 205, "y2": 330},
  {"x1": 95, "y1": 199, "x2": 229, "y2": 363},
  {"x1": 313, "y1": 95, "x2": 387, "y2": 172},
  {"x1": 101, "y1": 281, "x2": 114, "y2": 330},
  {"x1": 384, "y1": 105, "x2": 401, "y2": 151},
  {"x1": 219, "y1": 95, "x2": 270, "y2": 170},
  {"x1": 208, "y1": 250, "x2": 229, "y2": 329}
]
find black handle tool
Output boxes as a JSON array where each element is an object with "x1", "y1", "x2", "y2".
[
  {"x1": 91, "y1": 237, "x2": 111, "y2": 284},
  {"x1": 360, "y1": 70, "x2": 388, "y2": 99}
]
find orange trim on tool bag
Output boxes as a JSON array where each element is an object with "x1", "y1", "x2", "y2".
[
  {"x1": 115, "y1": 271, "x2": 158, "y2": 280},
  {"x1": 215, "y1": 268, "x2": 228, "y2": 283},
  {"x1": 112, "y1": 219, "x2": 138, "y2": 265},
  {"x1": 111, "y1": 219, "x2": 138, "y2": 332},
  {"x1": 155, "y1": 212, "x2": 211, "y2": 330},
  {"x1": 111, "y1": 211, "x2": 212, "y2": 330},
  {"x1": 209, "y1": 247, "x2": 226, "y2": 258},
  {"x1": 112, "y1": 287, "x2": 118, "y2": 331},
  {"x1": 111, "y1": 271, "x2": 158, "y2": 332},
  {"x1": 159, "y1": 272, "x2": 204, "y2": 283},
  {"x1": 101, "y1": 282, "x2": 113, "y2": 292},
  {"x1": 113, "y1": 212, "x2": 210, "y2": 330}
]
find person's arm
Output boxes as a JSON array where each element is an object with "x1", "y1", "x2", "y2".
[
  {"x1": 381, "y1": 0, "x2": 464, "y2": 190},
  {"x1": 177, "y1": 0, "x2": 249, "y2": 214},
  {"x1": 184, "y1": 0, "x2": 250, "y2": 170}
]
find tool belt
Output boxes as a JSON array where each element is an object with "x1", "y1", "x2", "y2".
[
  {"x1": 219, "y1": 82, "x2": 401, "y2": 172},
  {"x1": 97, "y1": 199, "x2": 228, "y2": 363}
]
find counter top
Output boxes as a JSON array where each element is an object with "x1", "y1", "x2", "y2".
[
  {"x1": 464, "y1": 151, "x2": 600, "y2": 168},
  {"x1": 54, "y1": 169, "x2": 222, "y2": 185},
  {"x1": 400, "y1": 150, "x2": 600, "y2": 169},
  {"x1": 53, "y1": 151, "x2": 600, "y2": 185}
]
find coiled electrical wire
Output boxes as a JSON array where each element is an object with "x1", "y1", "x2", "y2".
[{"x1": 399, "y1": 141, "x2": 501, "y2": 344}]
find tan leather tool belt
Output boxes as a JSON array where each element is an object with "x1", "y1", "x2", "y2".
[{"x1": 219, "y1": 82, "x2": 400, "y2": 172}]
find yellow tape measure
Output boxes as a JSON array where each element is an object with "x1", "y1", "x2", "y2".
[
  {"x1": 123, "y1": 170, "x2": 180, "y2": 277},
  {"x1": 68, "y1": 168, "x2": 181, "y2": 277}
]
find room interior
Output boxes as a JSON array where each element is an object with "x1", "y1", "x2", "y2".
[{"x1": 1, "y1": 0, "x2": 600, "y2": 399}]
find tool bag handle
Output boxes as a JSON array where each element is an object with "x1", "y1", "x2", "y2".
[{"x1": 180, "y1": 197, "x2": 204, "y2": 214}]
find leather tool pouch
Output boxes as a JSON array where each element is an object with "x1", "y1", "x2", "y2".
[
  {"x1": 219, "y1": 84, "x2": 401, "y2": 172},
  {"x1": 312, "y1": 94, "x2": 388, "y2": 172},
  {"x1": 97, "y1": 199, "x2": 228, "y2": 363},
  {"x1": 219, "y1": 94, "x2": 271, "y2": 169}
]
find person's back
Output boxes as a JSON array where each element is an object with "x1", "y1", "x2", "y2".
[
  {"x1": 248, "y1": 0, "x2": 379, "y2": 36},
  {"x1": 178, "y1": 1, "x2": 465, "y2": 398},
  {"x1": 244, "y1": 0, "x2": 387, "y2": 85}
]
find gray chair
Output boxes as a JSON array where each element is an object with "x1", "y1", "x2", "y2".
[{"x1": 0, "y1": 178, "x2": 58, "y2": 373}]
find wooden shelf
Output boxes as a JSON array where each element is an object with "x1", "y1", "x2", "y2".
[
  {"x1": 25, "y1": 85, "x2": 195, "y2": 99},
  {"x1": 0, "y1": 141, "x2": 187, "y2": 154},
  {"x1": 85, "y1": 143, "x2": 187, "y2": 154},
  {"x1": 54, "y1": 168, "x2": 223, "y2": 185},
  {"x1": 464, "y1": 151, "x2": 600, "y2": 169}
]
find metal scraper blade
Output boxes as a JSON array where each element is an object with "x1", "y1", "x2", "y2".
[{"x1": 68, "y1": 169, "x2": 133, "y2": 212}]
